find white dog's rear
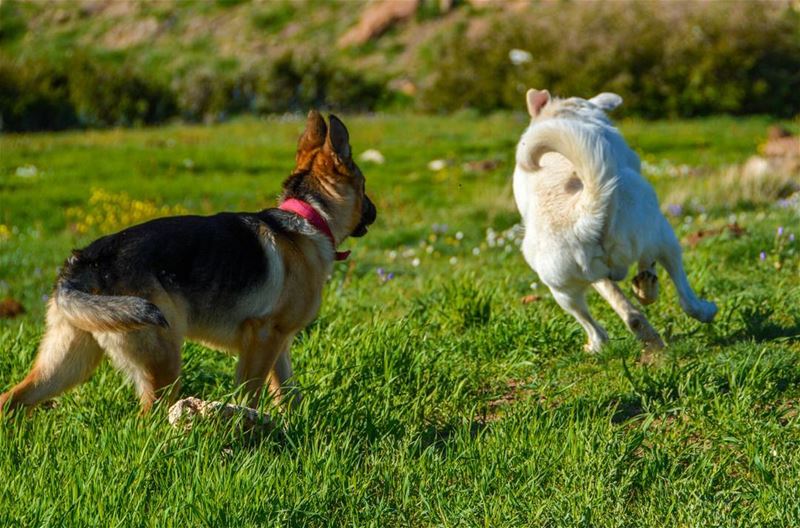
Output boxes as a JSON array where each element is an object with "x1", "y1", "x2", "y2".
[{"x1": 514, "y1": 89, "x2": 717, "y2": 352}]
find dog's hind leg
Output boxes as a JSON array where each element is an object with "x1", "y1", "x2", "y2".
[
  {"x1": 0, "y1": 303, "x2": 103, "y2": 414},
  {"x1": 657, "y1": 237, "x2": 717, "y2": 323},
  {"x1": 632, "y1": 260, "x2": 659, "y2": 305},
  {"x1": 551, "y1": 287, "x2": 609, "y2": 353},
  {"x1": 593, "y1": 278, "x2": 664, "y2": 351},
  {"x1": 95, "y1": 327, "x2": 183, "y2": 413}
]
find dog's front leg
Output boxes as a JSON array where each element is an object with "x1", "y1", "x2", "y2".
[
  {"x1": 236, "y1": 319, "x2": 291, "y2": 408},
  {"x1": 593, "y1": 279, "x2": 664, "y2": 351},
  {"x1": 551, "y1": 287, "x2": 609, "y2": 353}
]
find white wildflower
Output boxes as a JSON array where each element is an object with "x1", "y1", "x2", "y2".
[{"x1": 509, "y1": 49, "x2": 532, "y2": 65}]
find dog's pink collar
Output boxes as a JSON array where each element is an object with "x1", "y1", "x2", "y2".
[{"x1": 279, "y1": 198, "x2": 350, "y2": 261}]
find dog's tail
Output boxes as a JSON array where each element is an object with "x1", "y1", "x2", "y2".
[
  {"x1": 55, "y1": 280, "x2": 169, "y2": 332},
  {"x1": 517, "y1": 119, "x2": 617, "y2": 239}
]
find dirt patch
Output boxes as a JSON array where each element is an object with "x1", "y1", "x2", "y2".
[
  {"x1": 339, "y1": 0, "x2": 419, "y2": 47},
  {"x1": 101, "y1": 17, "x2": 161, "y2": 49},
  {"x1": 478, "y1": 378, "x2": 541, "y2": 423},
  {"x1": 520, "y1": 294, "x2": 541, "y2": 305},
  {"x1": 686, "y1": 222, "x2": 747, "y2": 248},
  {"x1": 0, "y1": 298, "x2": 25, "y2": 319}
]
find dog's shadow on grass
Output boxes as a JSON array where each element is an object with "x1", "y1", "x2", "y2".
[
  {"x1": 714, "y1": 305, "x2": 800, "y2": 346},
  {"x1": 412, "y1": 420, "x2": 489, "y2": 458},
  {"x1": 180, "y1": 344, "x2": 238, "y2": 398}
]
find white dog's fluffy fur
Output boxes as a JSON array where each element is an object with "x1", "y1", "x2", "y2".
[{"x1": 514, "y1": 89, "x2": 717, "y2": 352}]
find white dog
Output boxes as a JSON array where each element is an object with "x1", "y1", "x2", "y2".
[{"x1": 513, "y1": 89, "x2": 717, "y2": 352}]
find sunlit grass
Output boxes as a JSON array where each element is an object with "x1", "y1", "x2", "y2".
[{"x1": 1, "y1": 114, "x2": 799, "y2": 526}]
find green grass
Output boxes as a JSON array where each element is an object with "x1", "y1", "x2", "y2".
[{"x1": 1, "y1": 114, "x2": 799, "y2": 526}]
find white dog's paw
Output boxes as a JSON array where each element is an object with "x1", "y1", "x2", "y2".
[
  {"x1": 632, "y1": 270, "x2": 659, "y2": 305},
  {"x1": 584, "y1": 340, "x2": 604, "y2": 354},
  {"x1": 583, "y1": 330, "x2": 609, "y2": 354},
  {"x1": 692, "y1": 300, "x2": 718, "y2": 323}
]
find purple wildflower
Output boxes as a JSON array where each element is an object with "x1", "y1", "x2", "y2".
[
  {"x1": 759, "y1": 251, "x2": 767, "y2": 261},
  {"x1": 667, "y1": 204, "x2": 683, "y2": 217},
  {"x1": 777, "y1": 226, "x2": 784, "y2": 237}
]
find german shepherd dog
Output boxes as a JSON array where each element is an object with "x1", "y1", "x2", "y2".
[{"x1": 0, "y1": 111, "x2": 376, "y2": 414}]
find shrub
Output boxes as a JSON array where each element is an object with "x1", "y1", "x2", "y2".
[
  {"x1": 173, "y1": 69, "x2": 238, "y2": 123},
  {"x1": 67, "y1": 54, "x2": 177, "y2": 127},
  {"x1": 248, "y1": 53, "x2": 386, "y2": 114},
  {"x1": 0, "y1": 53, "x2": 177, "y2": 131},
  {"x1": 417, "y1": 1, "x2": 800, "y2": 117},
  {"x1": 0, "y1": 54, "x2": 77, "y2": 131},
  {"x1": 0, "y1": 0, "x2": 26, "y2": 44}
]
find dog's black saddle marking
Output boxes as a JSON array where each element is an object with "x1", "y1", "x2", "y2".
[{"x1": 62, "y1": 212, "x2": 280, "y2": 304}]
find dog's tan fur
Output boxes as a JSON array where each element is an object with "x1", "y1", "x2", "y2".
[{"x1": 1, "y1": 111, "x2": 374, "y2": 414}]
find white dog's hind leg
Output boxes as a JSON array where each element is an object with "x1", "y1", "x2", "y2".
[
  {"x1": 632, "y1": 260, "x2": 659, "y2": 305},
  {"x1": 551, "y1": 288, "x2": 609, "y2": 353},
  {"x1": 593, "y1": 279, "x2": 664, "y2": 351},
  {"x1": 658, "y1": 240, "x2": 717, "y2": 323}
]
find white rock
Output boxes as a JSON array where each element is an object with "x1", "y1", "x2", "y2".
[
  {"x1": 15, "y1": 165, "x2": 38, "y2": 178},
  {"x1": 428, "y1": 159, "x2": 447, "y2": 171},
  {"x1": 168, "y1": 397, "x2": 272, "y2": 432},
  {"x1": 509, "y1": 49, "x2": 532, "y2": 65},
  {"x1": 359, "y1": 149, "x2": 385, "y2": 164}
]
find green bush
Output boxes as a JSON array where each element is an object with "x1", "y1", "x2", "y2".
[
  {"x1": 172, "y1": 69, "x2": 238, "y2": 123},
  {"x1": 417, "y1": 1, "x2": 800, "y2": 117},
  {"x1": 0, "y1": 55, "x2": 77, "y2": 131},
  {"x1": 0, "y1": 52, "x2": 383, "y2": 131},
  {"x1": 0, "y1": 54, "x2": 176, "y2": 131},
  {"x1": 248, "y1": 53, "x2": 386, "y2": 114},
  {"x1": 67, "y1": 55, "x2": 177, "y2": 127},
  {"x1": 0, "y1": 0, "x2": 26, "y2": 44}
]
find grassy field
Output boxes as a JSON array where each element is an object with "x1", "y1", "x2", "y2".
[{"x1": 1, "y1": 113, "x2": 799, "y2": 526}]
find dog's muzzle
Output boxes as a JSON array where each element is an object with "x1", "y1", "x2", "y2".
[{"x1": 351, "y1": 196, "x2": 377, "y2": 238}]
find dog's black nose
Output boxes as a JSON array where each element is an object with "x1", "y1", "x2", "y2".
[
  {"x1": 364, "y1": 197, "x2": 377, "y2": 225},
  {"x1": 351, "y1": 197, "x2": 376, "y2": 238}
]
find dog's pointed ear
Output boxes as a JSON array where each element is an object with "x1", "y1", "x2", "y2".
[
  {"x1": 590, "y1": 92, "x2": 623, "y2": 111},
  {"x1": 526, "y1": 89, "x2": 550, "y2": 117},
  {"x1": 297, "y1": 110, "x2": 328, "y2": 155},
  {"x1": 324, "y1": 114, "x2": 351, "y2": 161}
]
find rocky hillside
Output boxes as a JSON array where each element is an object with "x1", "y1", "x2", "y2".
[{"x1": 1, "y1": 0, "x2": 799, "y2": 129}]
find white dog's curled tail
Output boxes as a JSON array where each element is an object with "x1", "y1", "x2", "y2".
[{"x1": 517, "y1": 119, "x2": 617, "y2": 239}]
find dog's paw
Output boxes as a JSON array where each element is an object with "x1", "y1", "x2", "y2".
[
  {"x1": 583, "y1": 336, "x2": 608, "y2": 354},
  {"x1": 691, "y1": 300, "x2": 718, "y2": 323},
  {"x1": 583, "y1": 341, "x2": 603, "y2": 354},
  {"x1": 644, "y1": 335, "x2": 665, "y2": 352},
  {"x1": 632, "y1": 270, "x2": 659, "y2": 305}
]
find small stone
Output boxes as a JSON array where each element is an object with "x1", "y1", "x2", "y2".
[
  {"x1": 359, "y1": 149, "x2": 385, "y2": 164},
  {"x1": 168, "y1": 397, "x2": 272, "y2": 433}
]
